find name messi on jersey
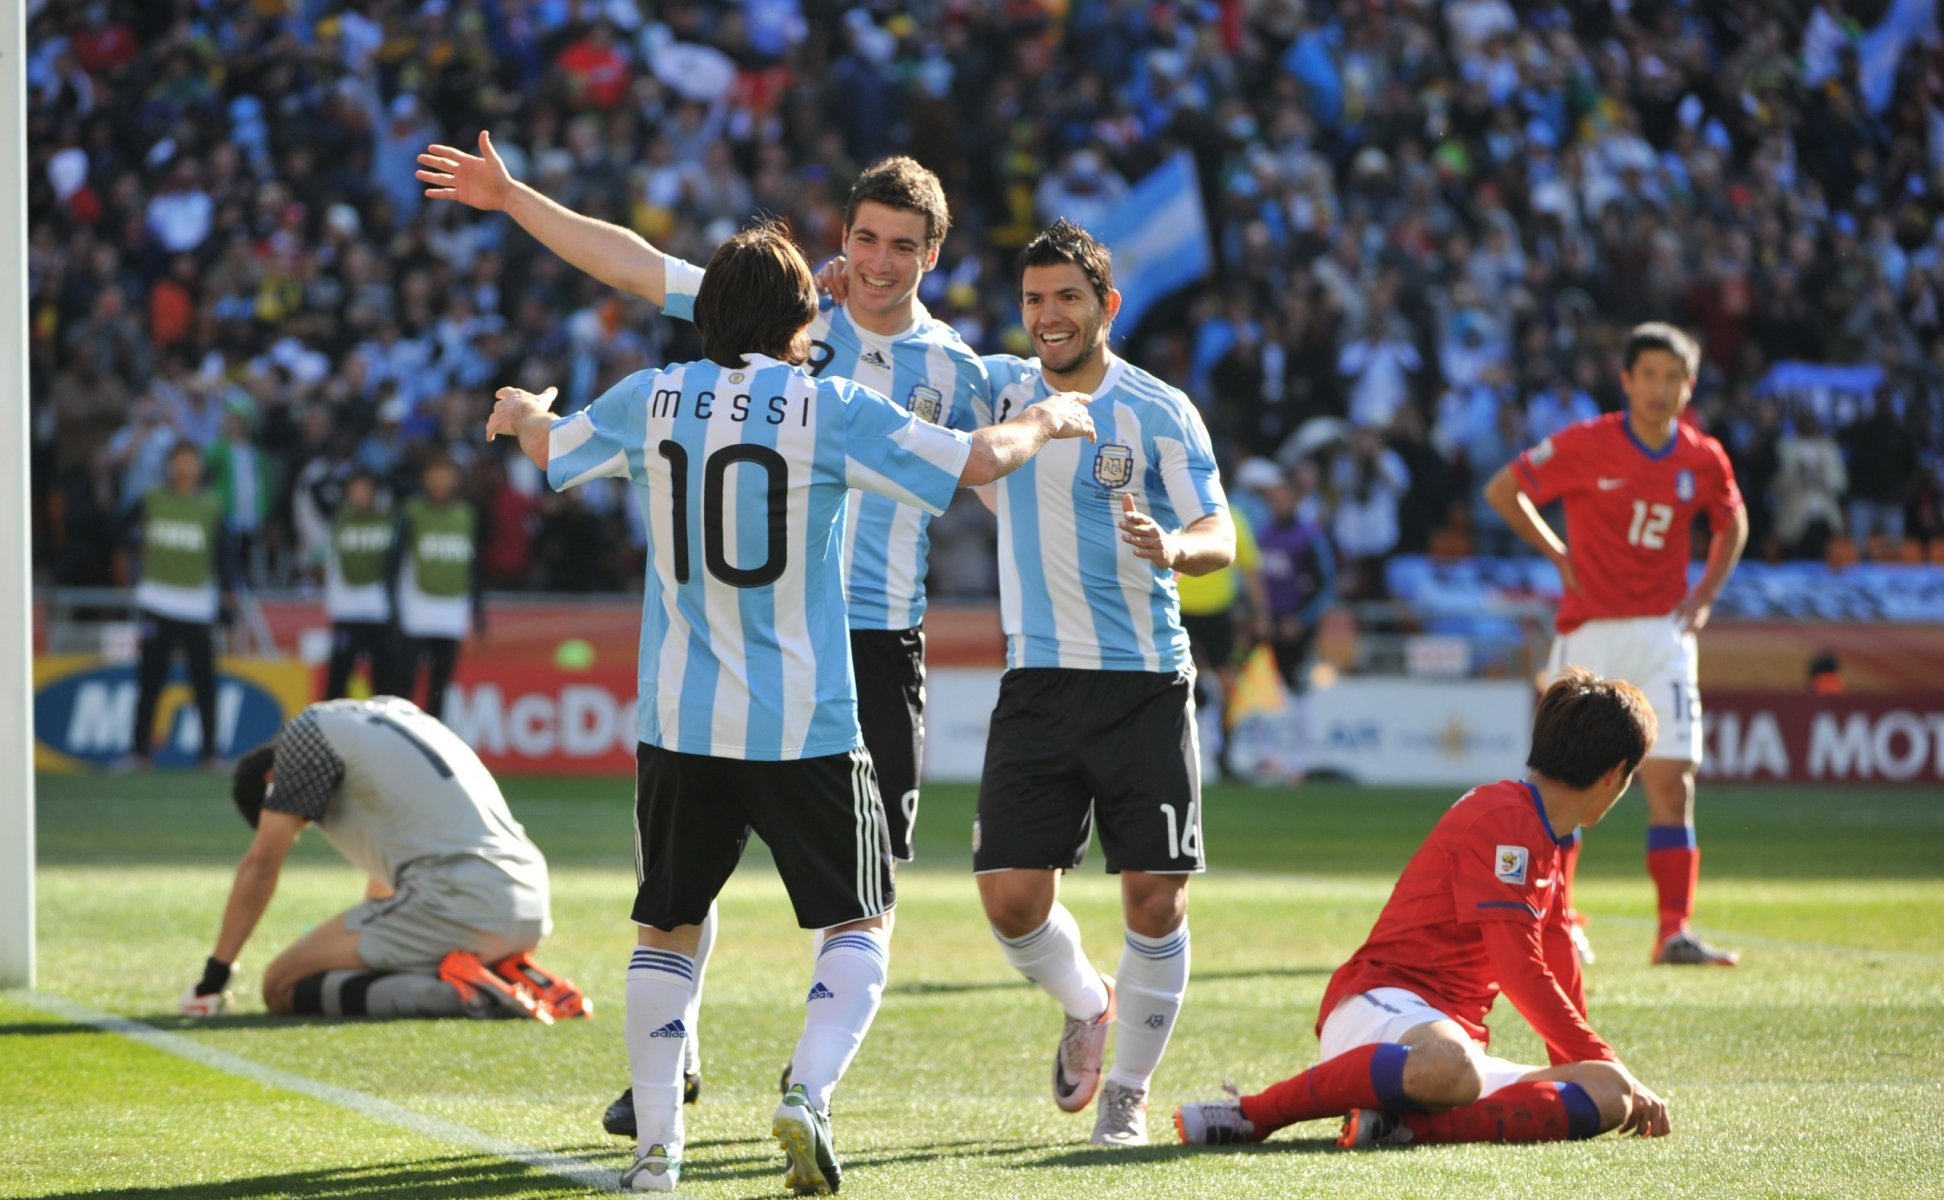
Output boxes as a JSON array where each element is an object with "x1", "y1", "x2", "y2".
[{"x1": 650, "y1": 387, "x2": 810, "y2": 427}]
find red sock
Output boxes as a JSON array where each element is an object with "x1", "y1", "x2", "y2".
[
  {"x1": 1558, "y1": 831, "x2": 1582, "y2": 918},
  {"x1": 1646, "y1": 825, "x2": 1699, "y2": 940},
  {"x1": 1239, "y1": 1042, "x2": 1411, "y2": 1136},
  {"x1": 1401, "y1": 1081, "x2": 1579, "y2": 1144}
]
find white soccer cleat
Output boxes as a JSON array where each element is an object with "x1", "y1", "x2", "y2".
[
  {"x1": 178, "y1": 985, "x2": 234, "y2": 1018},
  {"x1": 619, "y1": 1143, "x2": 680, "y2": 1192},
  {"x1": 1174, "y1": 1082, "x2": 1256, "y2": 1145},
  {"x1": 1567, "y1": 918, "x2": 1596, "y2": 965},
  {"x1": 1052, "y1": 974, "x2": 1115, "y2": 1113},
  {"x1": 1091, "y1": 1079, "x2": 1149, "y2": 1146},
  {"x1": 1654, "y1": 929, "x2": 1739, "y2": 966}
]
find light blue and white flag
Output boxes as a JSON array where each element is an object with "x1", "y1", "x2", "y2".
[{"x1": 1092, "y1": 151, "x2": 1212, "y2": 344}]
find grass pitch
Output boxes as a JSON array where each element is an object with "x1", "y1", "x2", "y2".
[{"x1": 8, "y1": 773, "x2": 1943, "y2": 1198}]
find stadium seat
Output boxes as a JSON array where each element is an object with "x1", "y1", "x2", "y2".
[{"x1": 1826, "y1": 537, "x2": 1861, "y2": 568}]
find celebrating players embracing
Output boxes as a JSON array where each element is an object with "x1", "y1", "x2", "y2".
[
  {"x1": 487, "y1": 221, "x2": 1093, "y2": 1194},
  {"x1": 1484, "y1": 322, "x2": 1749, "y2": 966}
]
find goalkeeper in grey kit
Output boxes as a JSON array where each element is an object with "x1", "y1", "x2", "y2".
[{"x1": 181, "y1": 696, "x2": 589, "y2": 1022}]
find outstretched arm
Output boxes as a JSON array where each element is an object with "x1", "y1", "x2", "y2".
[
  {"x1": 959, "y1": 393, "x2": 1096, "y2": 487},
  {"x1": 486, "y1": 386, "x2": 561, "y2": 470},
  {"x1": 418, "y1": 131, "x2": 669, "y2": 304},
  {"x1": 183, "y1": 810, "x2": 305, "y2": 1015}
]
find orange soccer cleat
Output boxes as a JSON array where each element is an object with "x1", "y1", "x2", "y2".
[
  {"x1": 488, "y1": 951, "x2": 594, "y2": 1019},
  {"x1": 438, "y1": 951, "x2": 554, "y2": 1023}
]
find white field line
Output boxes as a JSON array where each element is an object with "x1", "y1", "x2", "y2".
[
  {"x1": 1590, "y1": 914, "x2": 1944, "y2": 968},
  {"x1": 10, "y1": 990, "x2": 616, "y2": 1194}
]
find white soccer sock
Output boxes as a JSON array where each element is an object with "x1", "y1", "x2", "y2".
[
  {"x1": 993, "y1": 903, "x2": 1110, "y2": 1021},
  {"x1": 682, "y1": 903, "x2": 718, "y2": 1077},
  {"x1": 1105, "y1": 924, "x2": 1190, "y2": 1091},
  {"x1": 626, "y1": 946, "x2": 697, "y2": 1155},
  {"x1": 788, "y1": 928, "x2": 889, "y2": 1113}
]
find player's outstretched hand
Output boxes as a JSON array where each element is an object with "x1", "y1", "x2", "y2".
[
  {"x1": 1619, "y1": 1076, "x2": 1671, "y2": 1138},
  {"x1": 816, "y1": 255, "x2": 850, "y2": 302},
  {"x1": 418, "y1": 130, "x2": 514, "y2": 211},
  {"x1": 487, "y1": 386, "x2": 559, "y2": 440},
  {"x1": 1119, "y1": 492, "x2": 1180, "y2": 570},
  {"x1": 1034, "y1": 391, "x2": 1096, "y2": 442}
]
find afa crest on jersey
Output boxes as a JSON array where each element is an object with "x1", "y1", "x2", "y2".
[
  {"x1": 906, "y1": 384, "x2": 943, "y2": 425},
  {"x1": 1092, "y1": 444, "x2": 1134, "y2": 489},
  {"x1": 1494, "y1": 844, "x2": 1529, "y2": 885},
  {"x1": 1675, "y1": 468, "x2": 1695, "y2": 502}
]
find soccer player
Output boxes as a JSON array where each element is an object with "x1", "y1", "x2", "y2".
[
  {"x1": 390, "y1": 454, "x2": 482, "y2": 722},
  {"x1": 973, "y1": 219, "x2": 1234, "y2": 1146},
  {"x1": 1483, "y1": 322, "x2": 1749, "y2": 966},
  {"x1": 125, "y1": 440, "x2": 238, "y2": 770},
  {"x1": 323, "y1": 468, "x2": 397, "y2": 700},
  {"x1": 419, "y1": 138, "x2": 987, "y2": 1115},
  {"x1": 1174, "y1": 669, "x2": 1672, "y2": 1149},
  {"x1": 487, "y1": 221, "x2": 1093, "y2": 1194},
  {"x1": 180, "y1": 696, "x2": 579, "y2": 1024}
]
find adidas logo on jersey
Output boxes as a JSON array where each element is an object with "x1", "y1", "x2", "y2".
[
  {"x1": 860, "y1": 350, "x2": 889, "y2": 368},
  {"x1": 649, "y1": 1019, "x2": 688, "y2": 1038},
  {"x1": 806, "y1": 981, "x2": 836, "y2": 1002}
]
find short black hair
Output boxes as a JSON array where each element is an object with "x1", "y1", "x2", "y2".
[
  {"x1": 1526, "y1": 667, "x2": 1657, "y2": 789},
  {"x1": 1018, "y1": 218, "x2": 1115, "y2": 308},
  {"x1": 846, "y1": 156, "x2": 951, "y2": 251},
  {"x1": 231, "y1": 744, "x2": 276, "y2": 829},
  {"x1": 1622, "y1": 322, "x2": 1701, "y2": 377},
  {"x1": 693, "y1": 217, "x2": 817, "y2": 368}
]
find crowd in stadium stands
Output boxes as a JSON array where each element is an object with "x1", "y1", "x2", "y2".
[{"x1": 25, "y1": 0, "x2": 1944, "y2": 605}]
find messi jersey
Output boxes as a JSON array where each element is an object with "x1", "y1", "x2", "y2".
[
  {"x1": 978, "y1": 353, "x2": 1227, "y2": 673},
  {"x1": 1315, "y1": 780, "x2": 1572, "y2": 1046},
  {"x1": 547, "y1": 355, "x2": 972, "y2": 761},
  {"x1": 1515, "y1": 412, "x2": 1742, "y2": 634},
  {"x1": 664, "y1": 258, "x2": 988, "y2": 630}
]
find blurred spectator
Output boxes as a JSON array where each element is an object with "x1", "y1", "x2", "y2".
[
  {"x1": 1773, "y1": 411, "x2": 1849, "y2": 561},
  {"x1": 1329, "y1": 427, "x2": 1411, "y2": 600},
  {"x1": 1843, "y1": 390, "x2": 1921, "y2": 549},
  {"x1": 1250, "y1": 460, "x2": 1336, "y2": 692}
]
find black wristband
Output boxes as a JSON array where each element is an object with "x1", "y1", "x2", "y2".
[{"x1": 197, "y1": 956, "x2": 232, "y2": 996}]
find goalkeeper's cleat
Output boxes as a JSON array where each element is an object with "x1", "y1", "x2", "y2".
[
  {"x1": 1654, "y1": 929, "x2": 1739, "y2": 966},
  {"x1": 619, "y1": 1143, "x2": 680, "y2": 1192},
  {"x1": 1174, "y1": 1083, "x2": 1257, "y2": 1145},
  {"x1": 438, "y1": 951, "x2": 552, "y2": 1023},
  {"x1": 773, "y1": 1083, "x2": 842, "y2": 1194},
  {"x1": 604, "y1": 1074, "x2": 702, "y2": 1137},
  {"x1": 1566, "y1": 910, "x2": 1596, "y2": 965},
  {"x1": 488, "y1": 951, "x2": 593, "y2": 1019},
  {"x1": 1090, "y1": 1080, "x2": 1148, "y2": 1146},
  {"x1": 1337, "y1": 1108, "x2": 1411, "y2": 1148},
  {"x1": 1052, "y1": 974, "x2": 1115, "y2": 1113}
]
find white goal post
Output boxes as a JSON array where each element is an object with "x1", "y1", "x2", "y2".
[{"x1": 2, "y1": 0, "x2": 37, "y2": 989}]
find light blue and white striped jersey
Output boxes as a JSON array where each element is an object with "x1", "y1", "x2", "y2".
[
  {"x1": 665, "y1": 258, "x2": 988, "y2": 630},
  {"x1": 547, "y1": 355, "x2": 973, "y2": 761},
  {"x1": 977, "y1": 352, "x2": 1228, "y2": 673}
]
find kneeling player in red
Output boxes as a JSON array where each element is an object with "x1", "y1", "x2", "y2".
[{"x1": 1176, "y1": 669, "x2": 1671, "y2": 1149}]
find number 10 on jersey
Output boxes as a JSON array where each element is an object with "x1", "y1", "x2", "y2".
[{"x1": 657, "y1": 441, "x2": 790, "y2": 588}]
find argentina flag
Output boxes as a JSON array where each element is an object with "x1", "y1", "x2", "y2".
[{"x1": 1092, "y1": 151, "x2": 1213, "y2": 344}]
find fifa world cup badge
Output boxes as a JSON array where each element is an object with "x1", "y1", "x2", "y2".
[{"x1": 1494, "y1": 844, "x2": 1529, "y2": 885}]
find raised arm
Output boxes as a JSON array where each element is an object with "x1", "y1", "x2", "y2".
[
  {"x1": 959, "y1": 393, "x2": 1096, "y2": 487},
  {"x1": 486, "y1": 386, "x2": 561, "y2": 470},
  {"x1": 418, "y1": 131, "x2": 669, "y2": 304}
]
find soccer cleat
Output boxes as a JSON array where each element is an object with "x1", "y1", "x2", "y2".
[
  {"x1": 1654, "y1": 929, "x2": 1740, "y2": 966},
  {"x1": 602, "y1": 1074, "x2": 702, "y2": 1138},
  {"x1": 1174, "y1": 1083, "x2": 1256, "y2": 1146},
  {"x1": 619, "y1": 1143, "x2": 680, "y2": 1192},
  {"x1": 773, "y1": 1083, "x2": 843, "y2": 1195},
  {"x1": 487, "y1": 951, "x2": 593, "y2": 1019},
  {"x1": 1052, "y1": 974, "x2": 1115, "y2": 1113},
  {"x1": 437, "y1": 951, "x2": 552, "y2": 1023},
  {"x1": 1090, "y1": 1079, "x2": 1148, "y2": 1146},
  {"x1": 1337, "y1": 1108, "x2": 1411, "y2": 1148},
  {"x1": 1566, "y1": 910, "x2": 1596, "y2": 965}
]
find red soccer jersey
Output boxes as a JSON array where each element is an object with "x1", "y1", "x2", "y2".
[
  {"x1": 1514, "y1": 412, "x2": 1742, "y2": 633},
  {"x1": 1316, "y1": 780, "x2": 1613, "y2": 1064}
]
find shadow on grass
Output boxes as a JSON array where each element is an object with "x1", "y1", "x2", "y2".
[
  {"x1": 1019, "y1": 1135, "x2": 1341, "y2": 1169},
  {"x1": 890, "y1": 964, "x2": 1331, "y2": 997},
  {"x1": 22, "y1": 1153, "x2": 602, "y2": 1199}
]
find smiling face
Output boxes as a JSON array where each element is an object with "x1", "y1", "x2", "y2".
[
  {"x1": 1620, "y1": 346, "x2": 1694, "y2": 431},
  {"x1": 841, "y1": 200, "x2": 936, "y2": 327},
  {"x1": 1020, "y1": 261, "x2": 1120, "y2": 379}
]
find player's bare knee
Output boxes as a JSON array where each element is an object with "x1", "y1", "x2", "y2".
[
  {"x1": 1120, "y1": 874, "x2": 1188, "y2": 938},
  {"x1": 978, "y1": 875, "x2": 1054, "y2": 938},
  {"x1": 1403, "y1": 1037, "x2": 1483, "y2": 1108},
  {"x1": 1568, "y1": 1062, "x2": 1633, "y2": 1132}
]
